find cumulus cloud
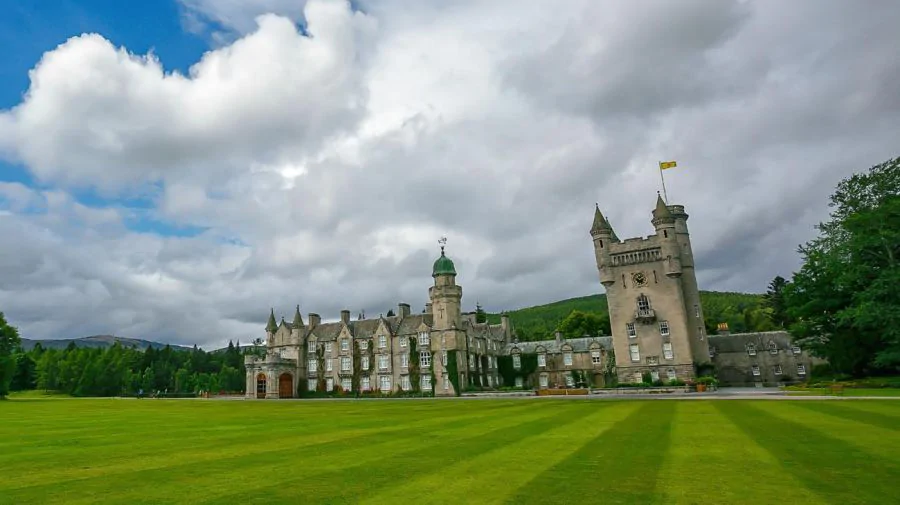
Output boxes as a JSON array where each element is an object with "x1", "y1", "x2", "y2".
[{"x1": 1, "y1": 0, "x2": 899, "y2": 348}]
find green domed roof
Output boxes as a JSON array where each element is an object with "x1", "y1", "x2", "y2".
[{"x1": 432, "y1": 250, "x2": 457, "y2": 277}]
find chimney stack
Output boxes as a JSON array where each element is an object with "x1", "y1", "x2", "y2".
[
  {"x1": 398, "y1": 303, "x2": 410, "y2": 317},
  {"x1": 555, "y1": 330, "x2": 562, "y2": 345},
  {"x1": 341, "y1": 310, "x2": 350, "y2": 324},
  {"x1": 308, "y1": 313, "x2": 320, "y2": 328},
  {"x1": 501, "y1": 314, "x2": 510, "y2": 340}
]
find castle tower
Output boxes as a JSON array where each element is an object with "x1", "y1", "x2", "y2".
[
  {"x1": 429, "y1": 247, "x2": 462, "y2": 330},
  {"x1": 428, "y1": 245, "x2": 466, "y2": 396},
  {"x1": 265, "y1": 308, "x2": 277, "y2": 345},
  {"x1": 592, "y1": 195, "x2": 710, "y2": 384}
]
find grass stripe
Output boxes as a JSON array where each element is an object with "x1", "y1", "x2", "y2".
[
  {"x1": 2, "y1": 402, "x2": 542, "y2": 503},
  {"x1": 715, "y1": 401, "x2": 900, "y2": 504},
  {"x1": 504, "y1": 400, "x2": 676, "y2": 504},
  {"x1": 659, "y1": 402, "x2": 823, "y2": 504},
  {"x1": 790, "y1": 401, "x2": 900, "y2": 432},
  {"x1": 198, "y1": 401, "x2": 590, "y2": 505},
  {"x1": 359, "y1": 401, "x2": 641, "y2": 504}
]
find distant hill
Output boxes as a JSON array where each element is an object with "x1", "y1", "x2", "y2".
[
  {"x1": 19, "y1": 335, "x2": 193, "y2": 352},
  {"x1": 486, "y1": 291, "x2": 770, "y2": 341}
]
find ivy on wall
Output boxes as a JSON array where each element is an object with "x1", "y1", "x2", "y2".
[
  {"x1": 446, "y1": 350, "x2": 460, "y2": 396},
  {"x1": 316, "y1": 344, "x2": 326, "y2": 392},
  {"x1": 498, "y1": 353, "x2": 538, "y2": 388},
  {"x1": 430, "y1": 351, "x2": 437, "y2": 396},
  {"x1": 351, "y1": 340, "x2": 362, "y2": 393},
  {"x1": 409, "y1": 337, "x2": 420, "y2": 393}
]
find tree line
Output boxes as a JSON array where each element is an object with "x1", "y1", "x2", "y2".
[{"x1": 0, "y1": 317, "x2": 249, "y2": 399}]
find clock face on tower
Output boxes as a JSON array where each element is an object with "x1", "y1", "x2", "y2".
[{"x1": 632, "y1": 271, "x2": 647, "y2": 287}]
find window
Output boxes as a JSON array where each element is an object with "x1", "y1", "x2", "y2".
[
  {"x1": 791, "y1": 345, "x2": 801, "y2": 355},
  {"x1": 565, "y1": 374, "x2": 574, "y2": 387},
  {"x1": 400, "y1": 353, "x2": 409, "y2": 368},
  {"x1": 591, "y1": 350, "x2": 601, "y2": 365},
  {"x1": 401, "y1": 375, "x2": 411, "y2": 391},
  {"x1": 663, "y1": 342, "x2": 674, "y2": 360},
  {"x1": 539, "y1": 374, "x2": 549, "y2": 388},
  {"x1": 698, "y1": 326, "x2": 704, "y2": 340},
  {"x1": 797, "y1": 364, "x2": 806, "y2": 376},
  {"x1": 307, "y1": 379, "x2": 316, "y2": 391},
  {"x1": 630, "y1": 344, "x2": 640, "y2": 362},
  {"x1": 341, "y1": 378, "x2": 351, "y2": 391},
  {"x1": 667, "y1": 368, "x2": 676, "y2": 379},
  {"x1": 443, "y1": 374, "x2": 450, "y2": 390},
  {"x1": 325, "y1": 342, "x2": 332, "y2": 353},
  {"x1": 752, "y1": 365, "x2": 760, "y2": 376},
  {"x1": 694, "y1": 304, "x2": 700, "y2": 318},
  {"x1": 768, "y1": 342, "x2": 778, "y2": 355},
  {"x1": 515, "y1": 377, "x2": 523, "y2": 388},
  {"x1": 626, "y1": 323, "x2": 636, "y2": 338},
  {"x1": 359, "y1": 340, "x2": 368, "y2": 350},
  {"x1": 637, "y1": 294, "x2": 651, "y2": 315},
  {"x1": 538, "y1": 354, "x2": 546, "y2": 367},
  {"x1": 399, "y1": 337, "x2": 407, "y2": 348},
  {"x1": 650, "y1": 370, "x2": 660, "y2": 382},
  {"x1": 659, "y1": 321, "x2": 670, "y2": 336},
  {"x1": 308, "y1": 359, "x2": 317, "y2": 372},
  {"x1": 308, "y1": 341, "x2": 316, "y2": 353},
  {"x1": 361, "y1": 356, "x2": 369, "y2": 371},
  {"x1": 421, "y1": 374, "x2": 432, "y2": 390},
  {"x1": 378, "y1": 335, "x2": 386, "y2": 348},
  {"x1": 361, "y1": 376, "x2": 371, "y2": 391},
  {"x1": 469, "y1": 354, "x2": 475, "y2": 368},
  {"x1": 441, "y1": 350, "x2": 448, "y2": 365},
  {"x1": 441, "y1": 335, "x2": 446, "y2": 347},
  {"x1": 513, "y1": 354, "x2": 522, "y2": 369},
  {"x1": 326, "y1": 358, "x2": 333, "y2": 372},
  {"x1": 341, "y1": 338, "x2": 349, "y2": 352},
  {"x1": 563, "y1": 352, "x2": 573, "y2": 366},
  {"x1": 709, "y1": 346, "x2": 716, "y2": 358},
  {"x1": 419, "y1": 332, "x2": 430, "y2": 346},
  {"x1": 378, "y1": 355, "x2": 389, "y2": 370},
  {"x1": 379, "y1": 375, "x2": 391, "y2": 392},
  {"x1": 747, "y1": 344, "x2": 757, "y2": 356},
  {"x1": 633, "y1": 372, "x2": 643, "y2": 383},
  {"x1": 326, "y1": 377, "x2": 334, "y2": 391},
  {"x1": 774, "y1": 365, "x2": 783, "y2": 375},
  {"x1": 341, "y1": 357, "x2": 351, "y2": 372},
  {"x1": 420, "y1": 351, "x2": 432, "y2": 367}
]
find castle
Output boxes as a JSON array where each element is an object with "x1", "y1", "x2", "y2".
[{"x1": 246, "y1": 195, "x2": 821, "y2": 398}]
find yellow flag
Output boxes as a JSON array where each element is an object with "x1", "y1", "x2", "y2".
[{"x1": 659, "y1": 161, "x2": 677, "y2": 170}]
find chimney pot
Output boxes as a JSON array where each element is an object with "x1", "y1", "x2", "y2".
[{"x1": 340, "y1": 310, "x2": 350, "y2": 324}]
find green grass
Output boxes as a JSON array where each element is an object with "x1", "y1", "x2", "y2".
[
  {"x1": 784, "y1": 388, "x2": 900, "y2": 397},
  {"x1": 2, "y1": 398, "x2": 899, "y2": 504}
]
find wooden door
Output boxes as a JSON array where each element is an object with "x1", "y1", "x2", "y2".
[{"x1": 278, "y1": 373, "x2": 293, "y2": 399}]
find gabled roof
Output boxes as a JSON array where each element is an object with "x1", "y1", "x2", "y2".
[
  {"x1": 507, "y1": 336, "x2": 612, "y2": 354},
  {"x1": 708, "y1": 331, "x2": 794, "y2": 353}
]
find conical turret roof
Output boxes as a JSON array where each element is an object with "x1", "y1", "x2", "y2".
[
  {"x1": 590, "y1": 204, "x2": 613, "y2": 234},
  {"x1": 292, "y1": 305, "x2": 304, "y2": 328},
  {"x1": 266, "y1": 308, "x2": 277, "y2": 333},
  {"x1": 652, "y1": 193, "x2": 674, "y2": 222}
]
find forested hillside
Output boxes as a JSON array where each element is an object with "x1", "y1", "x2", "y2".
[{"x1": 486, "y1": 291, "x2": 776, "y2": 342}]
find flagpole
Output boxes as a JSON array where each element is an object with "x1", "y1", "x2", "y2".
[{"x1": 658, "y1": 161, "x2": 669, "y2": 203}]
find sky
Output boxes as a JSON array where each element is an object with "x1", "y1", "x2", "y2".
[{"x1": 1, "y1": 0, "x2": 898, "y2": 349}]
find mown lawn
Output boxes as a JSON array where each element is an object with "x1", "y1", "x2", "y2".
[{"x1": 1, "y1": 397, "x2": 899, "y2": 504}]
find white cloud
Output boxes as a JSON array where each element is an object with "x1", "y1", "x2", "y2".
[{"x1": 1, "y1": 0, "x2": 899, "y2": 347}]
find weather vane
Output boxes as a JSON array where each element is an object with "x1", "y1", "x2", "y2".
[{"x1": 438, "y1": 236, "x2": 447, "y2": 254}]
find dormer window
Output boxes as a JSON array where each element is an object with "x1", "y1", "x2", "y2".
[
  {"x1": 308, "y1": 340, "x2": 316, "y2": 353},
  {"x1": 747, "y1": 343, "x2": 756, "y2": 356},
  {"x1": 768, "y1": 342, "x2": 778, "y2": 355}
]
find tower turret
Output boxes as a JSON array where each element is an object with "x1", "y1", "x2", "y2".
[
  {"x1": 590, "y1": 204, "x2": 616, "y2": 286},
  {"x1": 265, "y1": 308, "x2": 277, "y2": 334},
  {"x1": 429, "y1": 246, "x2": 462, "y2": 330},
  {"x1": 652, "y1": 194, "x2": 682, "y2": 277}
]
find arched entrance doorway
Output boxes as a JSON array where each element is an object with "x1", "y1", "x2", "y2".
[
  {"x1": 279, "y1": 373, "x2": 293, "y2": 399},
  {"x1": 256, "y1": 373, "x2": 266, "y2": 399}
]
